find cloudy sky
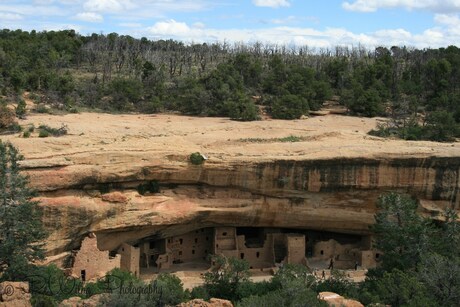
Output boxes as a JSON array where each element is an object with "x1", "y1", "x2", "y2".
[{"x1": 1, "y1": 0, "x2": 460, "y2": 47}]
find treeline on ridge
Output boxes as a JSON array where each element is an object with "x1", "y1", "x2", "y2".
[{"x1": 0, "y1": 29, "x2": 459, "y2": 140}]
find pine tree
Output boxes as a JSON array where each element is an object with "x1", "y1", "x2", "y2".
[{"x1": 0, "y1": 141, "x2": 46, "y2": 280}]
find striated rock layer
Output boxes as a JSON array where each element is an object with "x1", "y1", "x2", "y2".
[{"x1": 3, "y1": 113, "x2": 459, "y2": 256}]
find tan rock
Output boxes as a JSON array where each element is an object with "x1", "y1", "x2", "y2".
[
  {"x1": 318, "y1": 292, "x2": 364, "y2": 307},
  {"x1": 0, "y1": 113, "x2": 457, "y2": 256},
  {"x1": 0, "y1": 282, "x2": 31, "y2": 307},
  {"x1": 59, "y1": 294, "x2": 107, "y2": 307},
  {"x1": 177, "y1": 298, "x2": 233, "y2": 307},
  {"x1": 101, "y1": 191, "x2": 128, "y2": 203}
]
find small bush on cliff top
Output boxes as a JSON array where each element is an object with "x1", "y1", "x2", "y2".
[{"x1": 190, "y1": 152, "x2": 205, "y2": 165}]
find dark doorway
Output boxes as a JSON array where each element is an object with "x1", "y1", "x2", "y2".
[
  {"x1": 81, "y1": 270, "x2": 86, "y2": 282},
  {"x1": 237, "y1": 227, "x2": 265, "y2": 248}
]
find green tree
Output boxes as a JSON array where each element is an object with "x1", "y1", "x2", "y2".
[
  {"x1": 372, "y1": 193, "x2": 434, "y2": 272},
  {"x1": 15, "y1": 98, "x2": 27, "y2": 118},
  {"x1": 236, "y1": 264, "x2": 326, "y2": 306},
  {"x1": 271, "y1": 94, "x2": 309, "y2": 119},
  {"x1": 417, "y1": 253, "x2": 460, "y2": 307},
  {"x1": 424, "y1": 110, "x2": 459, "y2": 142},
  {"x1": 108, "y1": 78, "x2": 144, "y2": 111},
  {"x1": 0, "y1": 142, "x2": 46, "y2": 280},
  {"x1": 152, "y1": 273, "x2": 190, "y2": 305},
  {"x1": 372, "y1": 269, "x2": 436, "y2": 307},
  {"x1": 0, "y1": 104, "x2": 16, "y2": 130},
  {"x1": 226, "y1": 94, "x2": 259, "y2": 121},
  {"x1": 203, "y1": 255, "x2": 250, "y2": 301}
]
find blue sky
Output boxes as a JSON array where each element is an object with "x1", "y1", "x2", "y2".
[{"x1": 1, "y1": 0, "x2": 460, "y2": 47}]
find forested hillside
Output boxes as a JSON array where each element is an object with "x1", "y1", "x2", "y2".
[{"x1": 0, "y1": 29, "x2": 459, "y2": 140}]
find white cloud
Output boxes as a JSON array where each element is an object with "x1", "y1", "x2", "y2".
[
  {"x1": 75, "y1": 12, "x2": 103, "y2": 22},
  {"x1": 253, "y1": 0, "x2": 290, "y2": 8},
  {"x1": 435, "y1": 13, "x2": 460, "y2": 26},
  {"x1": 342, "y1": 0, "x2": 460, "y2": 13},
  {"x1": 0, "y1": 12, "x2": 23, "y2": 20},
  {"x1": 142, "y1": 19, "x2": 460, "y2": 48},
  {"x1": 83, "y1": 0, "x2": 135, "y2": 13},
  {"x1": 148, "y1": 19, "x2": 193, "y2": 37}
]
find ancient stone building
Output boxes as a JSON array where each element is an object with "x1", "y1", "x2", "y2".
[
  {"x1": 71, "y1": 227, "x2": 377, "y2": 280},
  {"x1": 139, "y1": 228, "x2": 214, "y2": 270},
  {"x1": 118, "y1": 243, "x2": 141, "y2": 277},
  {"x1": 213, "y1": 227, "x2": 307, "y2": 268},
  {"x1": 71, "y1": 233, "x2": 120, "y2": 281},
  {"x1": 312, "y1": 238, "x2": 378, "y2": 269}
]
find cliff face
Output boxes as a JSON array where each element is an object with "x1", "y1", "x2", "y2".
[
  {"x1": 3, "y1": 113, "x2": 459, "y2": 256},
  {"x1": 33, "y1": 156, "x2": 460, "y2": 255}
]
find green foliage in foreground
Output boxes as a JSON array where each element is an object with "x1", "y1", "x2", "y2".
[
  {"x1": 0, "y1": 142, "x2": 46, "y2": 281},
  {"x1": 359, "y1": 192, "x2": 460, "y2": 306}
]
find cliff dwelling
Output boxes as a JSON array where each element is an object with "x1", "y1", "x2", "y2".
[{"x1": 70, "y1": 227, "x2": 379, "y2": 281}]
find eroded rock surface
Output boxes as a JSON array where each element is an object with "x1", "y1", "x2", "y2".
[
  {"x1": 3, "y1": 113, "x2": 459, "y2": 256},
  {"x1": 0, "y1": 282, "x2": 32, "y2": 307},
  {"x1": 318, "y1": 292, "x2": 364, "y2": 307}
]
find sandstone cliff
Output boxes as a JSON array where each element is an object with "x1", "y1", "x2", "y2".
[{"x1": 3, "y1": 113, "x2": 459, "y2": 256}]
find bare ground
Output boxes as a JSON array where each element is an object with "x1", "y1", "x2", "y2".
[{"x1": 2, "y1": 112, "x2": 458, "y2": 163}]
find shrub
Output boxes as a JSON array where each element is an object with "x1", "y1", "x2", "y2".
[
  {"x1": 226, "y1": 95, "x2": 260, "y2": 121},
  {"x1": 190, "y1": 285, "x2": 210, "y2": 300},
  {"x1": 278, "y1": 135, "x2": 303, "y2": 142},
  {"x1": 271, "y1": 94, "x2": 309, "y2": 119},
  {"x1": 424, "y1": 110, "x2": 459, "y2": 142},
  {"x1": 29, "y1": 92, "x2": 41, "y2": 103},
  {"x1": 137, "y1": 180, "x2": 160, "y2": 195},
  {"x1": 190, "y1": 152, "x2": 205, "y2": 165},
  {"x1": 35, "y1": 104, "x2": 50, "y2": 114},
  {"x1": 109, "y1": 78, "x2": 144, "y2": 111},
  {"x1": 15, "y1": 99, "x2": 27, "y2": 118},
  {"x1": 0, "y1": 104, "x2": 16, "y2": 130},
  {"x1": 38, "y1": 124, "x2": 68, "y2": 137},
  {"x1": 138, "y1": 97, "x2": 163, "y2": 114},
  {"x1": 23, "y1": 130, "x2": 30, "y2": 138},
  {"x1": 39, "y1": 130, "x2": 49, "y2": 138}
]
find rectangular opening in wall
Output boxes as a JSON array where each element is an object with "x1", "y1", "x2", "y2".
[
  {"x1": 237, "y1": 227, "x2": 265, "y2": 248},
  {"x1": 179, "y1": 239, "x2": 183, "y2": 245},
  {"x1": 81, "y1": 270, "x2": 86, "y2": 282},
  {"x1": 256, "y1": 252, "x2": 260, "y2": 258},
  {"x1": 109, "y1": 250, "x2": 117, "y2": 259},
  {"x1": 240, "y1": 253, "x2": 245, "y2": 259},
  {"x1": 192, "y1": 250, "x2": 195, "y2": 255},
  {"x1": 149, "y1": 241, "x2": 155, "y2": 249},
  {"x1": 195, "y1": 238, "x2": 198, "y2": 243}
]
